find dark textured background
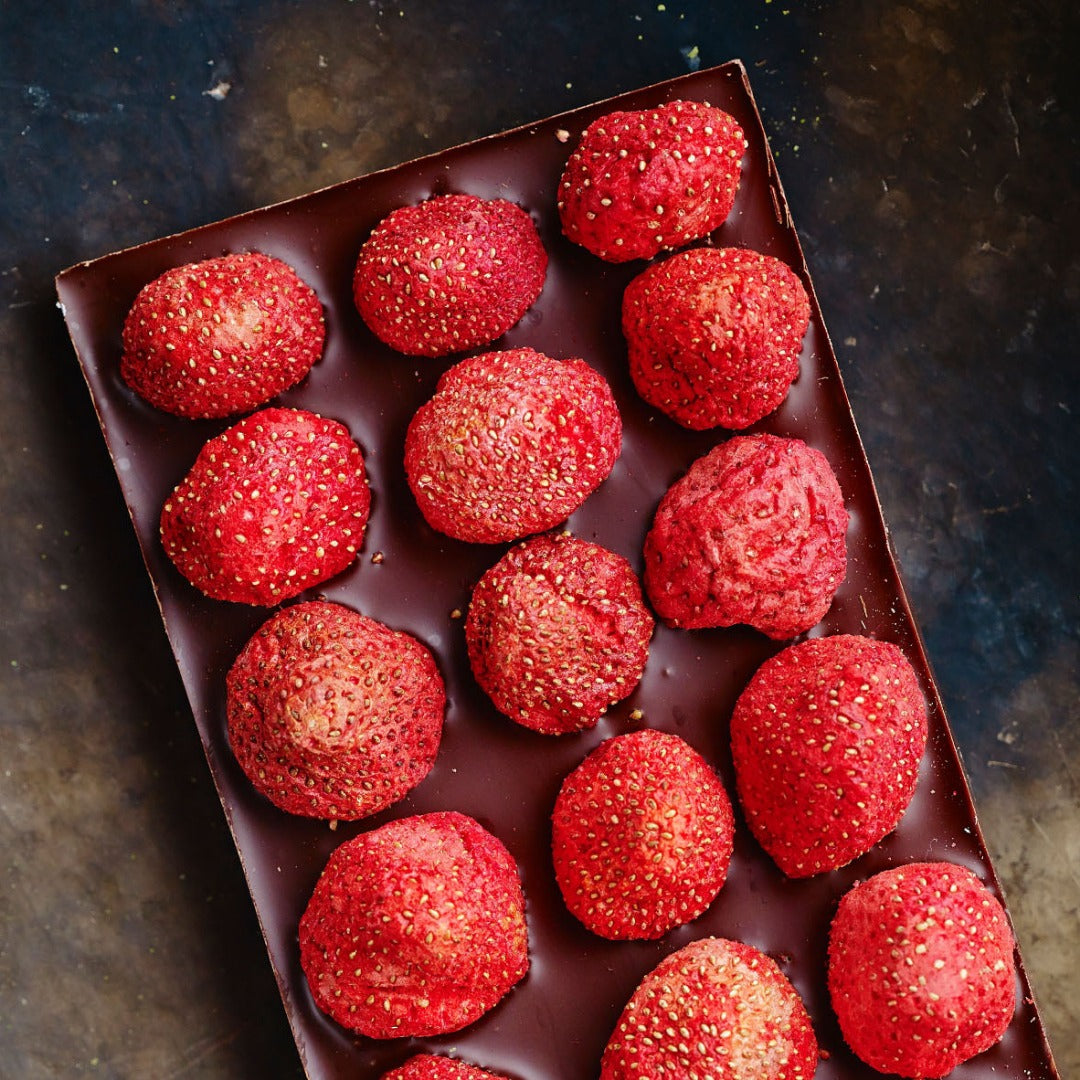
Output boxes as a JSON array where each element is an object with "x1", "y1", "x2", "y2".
[{"x1": 1, "y1": 2, "x2": 1076, "y2": 1077}]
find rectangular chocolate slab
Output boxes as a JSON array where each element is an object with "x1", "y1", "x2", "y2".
[{"x1": 56, "y1": 62, "x2": 1058, "y2": 1079}]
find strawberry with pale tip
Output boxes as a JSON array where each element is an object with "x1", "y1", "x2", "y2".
[
  {"x1": 731, "y1": 633, "x2": 929, "y2": 876},
  {"x1": 354, "y1": 193, "x2": 547, "y2": 357},
  {"x1": 466, "y1": 533, "x2": 653, "y2": 735},
  {"x1": 159, "y1": 406, "x2": 370, "y2": 605},
  {"x1": 623, "y1": 246, "x2": 811, "y2": 430},
  {"x1": 121, "y1": 251, "x2": 324, "y2": 418},
  {"x1": 299, "y1": 811, "x2": 529, "y2": 1039},
  {"x1": 380, "y1": 1055, "x2": 513, "y2": 1080},
  {"x1": 404, "y1": 347, "x2": 621, "y2": 543},
  {"x1": 558, "y1": 98, "x2": 747, "y2": 262},
  {"x1": 226, "y1": 600, "x2": 445, "y2": 820},
  {"x1": 828, "y1": 861, "x2": 1017, "y2": 1077},
  {"x1": 600, "y1": 936, "x2": 818, "y2": 1078},
  {"x1": 552, "y1": 729, "x2": 734, "y2": 939},
  {"x1": 643, "y1": 432, "x2": 848, "y2": 638}
]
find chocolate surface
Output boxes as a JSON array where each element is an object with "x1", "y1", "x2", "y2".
[{"x1": 56, "y1": 63, "x2": 1058, "y2": 1080}]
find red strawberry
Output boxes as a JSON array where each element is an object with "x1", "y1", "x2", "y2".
[
  {"x1": 405, "y1": 348, "x2": 621, "y2": 543},
  {"x1": 466, "y1": 533, "x2": 653, "y2": 735},
  {"x1": 601, "y1": 936, "x2": 818, "y2": 1078},
  {"x1": 558, "y1": 99, "x2": 746, "y2": 262},
  {"x1": 299, "y1": 811, "x2": 529, "y2": 1039},
  {"x1": 353, "y1": 193, "x2": 547, "y2": 357},
  {"x1": 551, "y1": 729, "x2": 733, "y2": 939},
  {"x1": 730, "y1": 634, "x2": 928, "y2": 876},
  {"x1": 121, "y1": 251, "x2": 324, "y2": 418},
  {"x1": 226, "y1": 601, "x2": 445, "y2": 820},
  {"x1": 623, "y1": 246, "x2": 811, "y2": 430},
  {"x1": 828, "y1": 861, "x2": 1017, "y2": 1077},
  {"x1": 160, "y1": 406, "x2": 370, "y2": 605},
  {"x1": 643, "y1": 433, "x2": 848, "y2": 638},
  {"x1": 380, "y1": 1055, "x2": 512, "y2": 1080}
]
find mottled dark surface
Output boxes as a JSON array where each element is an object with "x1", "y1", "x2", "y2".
[{"x1": 1, "y1": 3, "x2": 1076, "y2": 1079}]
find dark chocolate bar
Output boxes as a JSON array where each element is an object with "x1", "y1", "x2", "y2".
[{"x1": 56, "y1": 62, "x2": 1059, "y2": 1079}]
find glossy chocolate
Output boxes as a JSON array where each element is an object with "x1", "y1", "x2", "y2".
[{"x1": 56, "y1": 63, "x2": 1059, "y2": 1079}]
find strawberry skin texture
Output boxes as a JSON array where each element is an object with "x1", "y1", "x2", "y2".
[
  {"x1": 643, "y1": 433, "x2": 848, "y2": 639},
  {"x1": 828, "y1": 861, "x2": 1017, "y2": 1077},
  {"x1": 226, "y1": 601, "x2": 445, "y2": 820},
  {"x1": 160, "y1": 406, "x2": 370, "y2": 605},
  {"x1": 552, "y1": 729, "x2": 734, "y2": 940},
  {"x1": 466, "y1": 533, "x2": 653, "y2": 735},
  {"x1": 558, "y1": 99, "x2": 747, "y2": 263},
  {"x1": 405, "y1": 348, "x2": 622, "y2": 543},
  {"x1": 380, "y1": 1055, "x2": 512, "y2": 1080},
  {"x1": 601, "y1": 936, "x2": 818, "y2": 1079},
  {"x1": 354, "y1": 193, "x2": 547, "y2": 357},
  {"x1": 299, "y1": 811, "x2": 529, "y2": 1039},
  {"x1": 121, "y1": 251, "x2": 324, "y2": 418},
  {"x1": 623, "y1": 247, "x2": 811, "y2": 430},
  {"x1": 731, "y1": 634, "x2": 929, "y2": 877}
]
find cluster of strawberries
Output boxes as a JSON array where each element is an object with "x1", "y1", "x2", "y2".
[{"x1": 118, "y1": 99, "x2": 1017, "y2": 1079}]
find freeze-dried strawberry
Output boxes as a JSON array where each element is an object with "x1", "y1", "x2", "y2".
[
  {"x1": 226, "y1": 601, "x2": 444, "y2": 820},
  {"x1": 299, "y1": 811, "x2": 529, "y2": 1039},
  {"x1": 731, "y1": 634, "x2": 928, "y2": 876},
  {"x1": 552, "y1": 729, "x2": 733, "y2": 939},
  {"x1": 829, "y1": 861, "x2": 1017, "y2": 1077},
  {"x1": 354, "y1": 193, "x2": 547, "y2": 357},
  {"x1": 643, "y1": 433, "x2": 847, "y2": 638},
  {"x1": 121, "y1": 251, "x2": 324, "y2": 418},
  {"x1": 380, "y1": 1055, "x2": 512, "y2": 1080},
  {"x1": 405, "y1": 348, "x2": 621, "y2": 543},
  {"x1": 601, "y1": 936, "x2": 818, "y2": 1078},
  {"x1": 558, "y1": 99, "x2": 746, "y2": 262},
  {"x1": 466, "y1": 533, "x2": 653, "y2": 735},
  {"x1": 623, "y1": 246, "x2": 811, "y2": 430},
  {"x1": 160, "y1": 407, "x2": 369, "y2": 605}
]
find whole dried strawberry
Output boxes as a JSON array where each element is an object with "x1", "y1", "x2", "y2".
[
  {"x1": 121, "y1": 251, "x2": 324, "y2": 418},
  {"x1": 226, "y1": 601, "x2": 445, "y2": 820},
  {"x1": 829, "y1": 862, "x2": 1017, "y2": 1077},
  {"x1": 552, "y1": 729, "x2": 733, "y2": 939},
  {"x1": 354, "y1": 193, "x2": 547, "y2": 357},
  {"x1": 405, "y1": 348, "x2": 621, "y2": 543},
  {"x1": 299, "y1": 811, "x2": 529, "y2": 1039},
  {"x1": 623, "y1": 246, "x2": 811, "y2": 430},
  {"x1": 731, "y1": 634, "x2": 928, "y2": 876},
  {"x1": 643, "y1": 433, "x2": 847, "y2": 638},
  {"x1": 466, "y1": 533, "x2": 653, "y2": 735},
  {"x1": 558, "y1": 99, "x2": 746, "y2": 262},
  {"x1": 601, "y1": 936, "x2": 818, "y2": 1079},
  {"x1": 380, "y1": 1055, "x2": 512, "y2": 1080},
  {"x1": 160, "y1": 407, "x2": 369, "y2": 605}
]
